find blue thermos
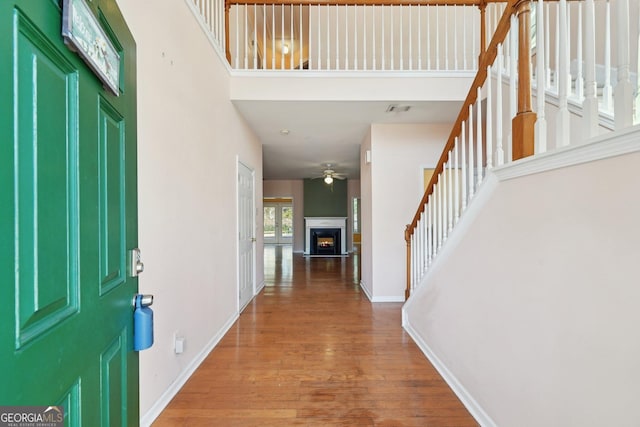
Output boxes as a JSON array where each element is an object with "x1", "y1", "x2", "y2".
[{"x1": 134, "y1": 294, "x2": 154, "y2": 351}]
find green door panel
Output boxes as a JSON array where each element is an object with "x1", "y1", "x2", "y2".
[{"x1": 0, "y1": 1, "x2": 138, "y2": 425}]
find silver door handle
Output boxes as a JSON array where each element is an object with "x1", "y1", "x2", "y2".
[
  {"x1": 130, "y1": 248, "x2": 144, "y2": 277},
  {"x1": 133, "y1": 294, "x2": 154, "y2": 308}
]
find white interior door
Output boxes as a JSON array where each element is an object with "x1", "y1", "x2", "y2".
[
  {"x1": 238, "y1": 161, "x2": 255, "y2": 311},
  {"x1": 264, "y1": 202, "x2": 293, "y2": 244}
]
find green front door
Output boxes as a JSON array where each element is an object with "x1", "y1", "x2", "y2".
[{"x1": 0, "y1": 0, "x2": 139, "y2": 425}]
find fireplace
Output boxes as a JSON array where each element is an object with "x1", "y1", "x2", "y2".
[
  {"x1": 311, "y1": 228, "x2": 341, "y2": 255},
  {"x1": 304, "y1": 217, "x2": 347, "y2": 256}
]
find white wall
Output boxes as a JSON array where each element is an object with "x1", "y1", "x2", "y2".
[
  {"x1": 366, "y1": 123, "x2": 450, "y2": 301},
  {"x1": 263, "y1": 180, "x2": 304, "y2": 252},
  {"x1": 114, "y1": 0, "x2": 263, "y2": 423},
  {"x1": 404, "y1": 144, "x2": 640, "y2": 426}
]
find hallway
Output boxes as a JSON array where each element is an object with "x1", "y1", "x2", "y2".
[{"x1": 153, "y1": 246, "x2": 477, "y2": 426}]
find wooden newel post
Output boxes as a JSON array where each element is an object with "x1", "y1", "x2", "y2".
[
  {"x1": 225, "y1": 1, "x2": 231, "y2": 64},
  {"x1": 405, "y1": 225, "x2": 412, "y2": 300},
  {"x1": 512, "y1": 0, "x2": 536, "y2": 160},
  {"x1": 479, "y1": 1, "x2": 487, "y2": 63}
]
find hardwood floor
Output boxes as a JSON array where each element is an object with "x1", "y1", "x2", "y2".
[{"x1": 153, "y1": 246, "x2": 477, "y2": 426}]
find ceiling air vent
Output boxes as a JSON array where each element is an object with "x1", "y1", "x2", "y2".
[{"x1": 386, "y1": 104, "x2": 411, "y2": 113}]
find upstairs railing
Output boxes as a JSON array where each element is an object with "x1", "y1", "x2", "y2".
[
  {"x1": 404, "y1": 0, "x2": 640, "y2": 298},
  {"x1": 191, "y1": 0, "x2": 512, "y2": 72}
]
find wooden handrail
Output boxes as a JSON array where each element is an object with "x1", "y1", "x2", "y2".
[{"x1": 406, "y1": 0, "x2": 517, "y2": 236}]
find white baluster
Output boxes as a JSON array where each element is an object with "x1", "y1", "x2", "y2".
[
  {"x1": 353, "y1": 5, "x2": 357, "y2": 70},
  {"x1": 299, "y1": 5, "x2": 303, "y2": 70},
  {"x1": 382, "y1": 5, "x2": 386, "y2": 70},
  {"x1": 244, "y1": 6, "x2": 249, "y2": 69},
  {"x1": 252, "y1": 5, "x2": 257, "y2": 69},
  {"x1": 473, "y1": 7, "x2": 477, "y2": 69},
  {"x1": 567, "y1": 3, "x2": 572, "y2": 98},
  {"x1": 463, "y1": 6, "x2": 468, "y2": 70},
  {"x1": 290, "y1": 5, "x2": 294, "y2": 70},
  {"x1": 234, "y1": 6, "x2": 239, "y2": 68},
  {"x1": 614, "y1": 0, "x2": 633, "y2": 129},
  {"x1": 461, "y1": 121, "x2": 468, "y2": 211},
  {"x1": 636, "y1": 9, "x2": 640, "y2": 124},
  {"x1": 545, "y1": 3, "x2": 551, "y2": 87},
  {"x1": 536, "y1": 0, "x2": 548, "y2": 154},
  {"x1": 281, "y1": 5, "x2": 285, "y2": 69},
  {"x1": 398, "y1": 6, "x2": 403, "y2": 70},
  {"x1": 447, "y1": 157, "x2": 453, "y2": 233},
  {"x1": 344, "y1": 6, "x2": 349, "y2": 70},
  {"x1": 409, "y1": 5, "x2": 412, "y2": 70},
  {"x1": 575, "y1": 3, "x2": 584, "y2": 100},
  {"x1": 433, "y1": 184, "x2": 439, "y2": 252},
  {"x1": 557, "y1": 0, "x2": 570, "y2": 147},
  {"x1": 335, "y1": 6, "x2": 340, "y2": 70},
  {"x1": 486, "y1": 65, "x2": 493, "y2": 170},
  {"x1": 438, "y1": 178, "x2": 443, "y2": 248},
  {"x1": 427, "y1": 196, "x2": 432, "y2": 265},
  {"x1": 391, "y1": 6, "x2": 395, "y2": 70},
  {"x1": 418, "y1": 6, "x2": 422, "y2": 70},
  {"x1": 454, "y1": 136, "x2": 460, "y2": 223},
  {"x1": 444, "y1": 7, "x2": 449, "y2": 70},
  {"x1": 315, "y1": 6, "x2": 320, "y2": 69},
  {"x1": 427, "y1": 6, "x2": 431, "y2": 69},
  {"x1": 555, "y1": 3, "x2": 559, "y2": 91},
  {"x1": 362, "y1": 6, "x2": 366, "y2": 70},
  {"x1": 476, "y1": 87, "x2": 483, "y2": 186},
  {"x1": 325, "y1": 4, "x2": 332, "y2": 70},
  {"x1": 496, "y1": 44, "x2": 505, "y2": 166},
  {"x1": 509, "y1": 14, "x2": 517, "y2": 162},
  {"x1": 442, "y1": 167, "x2": 448, "y2": 240},
  {"x1": 583, "y1": 0, "x2": 599, "y2": 138},
  {"x1": 453, "y1": 7, "x2": 458, "y2": 70},
  {"x1": 271, "y1": 5, "x2": 276, "y2": 69},
  {"x1": 436, "y1": 6, "x2": 440, "y2": 70},
  {"x1": 468, "y1": 104, "x2": 475, "y2": 199},
  {"x1": 603, "y1": 0, "x2": 613, "y2": 110},
  {"x1": 372, "y1": 6, "x2": 376, "y2": 70}
]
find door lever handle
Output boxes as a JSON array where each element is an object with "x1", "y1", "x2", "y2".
[{"x1": 130, "y1": 248, "x2": 144, "y2": 277}]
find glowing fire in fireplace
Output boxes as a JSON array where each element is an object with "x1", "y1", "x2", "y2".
[{"x1": 318, "y1": 237, "x2": 334, "y2": 248}]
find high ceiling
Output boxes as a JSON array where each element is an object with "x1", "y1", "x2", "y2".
[{"x1": 232, "y1": 99, "x2": 465, "y2": 181}]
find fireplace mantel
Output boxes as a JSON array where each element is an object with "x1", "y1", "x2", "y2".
[{"x1": 304, "y1": 217, "x2": 347, "y2": 256}]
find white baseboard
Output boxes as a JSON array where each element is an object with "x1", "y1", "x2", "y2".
[
  {"x1": 370, "y1": 295, "x2": 406, "y2": 303},
  {"x1": 359, "y1": 281, "x2": 405, "y2": 303},
  {"x1": 403, "y1": 319, "x2": 497, "y2": 427},
  {"x1": 255, "y1": 280, "x2": 265, "y2": 295},
  {"x1": 140, "y1": 313, "x2": 239, "y2": 427},
  {"x1": 359, "y1": 281, "x2": 373, "y2": 301}
]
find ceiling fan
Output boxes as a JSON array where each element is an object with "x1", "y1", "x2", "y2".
[{"x1": 317, "y1": 164, "x2": 347, "y2": 184}]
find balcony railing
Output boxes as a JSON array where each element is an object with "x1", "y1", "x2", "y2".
[{"x1": 190, "y1": 0, "x2": 513, "y2": 72}]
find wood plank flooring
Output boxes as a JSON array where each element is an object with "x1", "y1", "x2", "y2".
[{"x1": 153, "y1": 246, "x2": 477, "y2": 426}]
